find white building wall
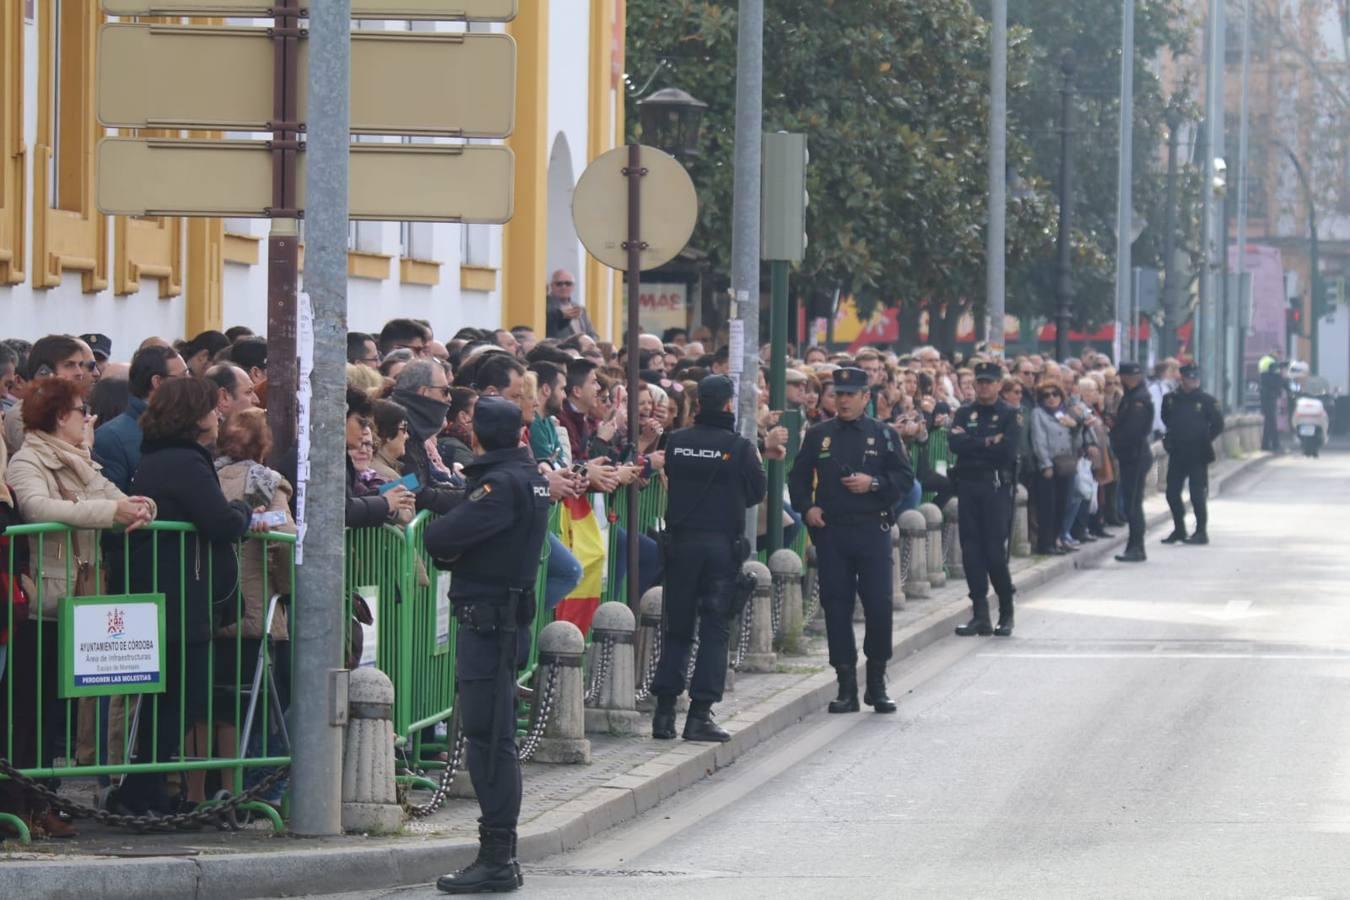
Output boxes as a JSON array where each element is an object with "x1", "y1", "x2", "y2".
[{"x1": 546, "y1": 2, "x2": 593, "y2": 309}]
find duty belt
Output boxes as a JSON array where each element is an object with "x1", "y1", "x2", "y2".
[{"x1": 825, "y1": 510, "x2": 892, "y2": 528}]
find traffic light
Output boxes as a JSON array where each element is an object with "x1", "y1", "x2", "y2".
[
  {"x1": 1321, "y1": 277, "x2": 1346, "y2": 320},
  {"x1": 1288, "y1": 297, "x2": 1305, "y2": 336},
  {"x1": 762, "y1": 132, "x2": 809, "y2": 263}
]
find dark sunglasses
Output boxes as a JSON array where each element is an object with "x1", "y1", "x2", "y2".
[
  {"x1": 553, "y1": 280, "x2": 574, "y2": 287},
  {"x1": 72, "y1": 402, "x2": 90, "y2": 416}
]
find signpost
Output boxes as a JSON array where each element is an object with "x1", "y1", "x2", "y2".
[
  {"x1": 60, "y1": 595, "x2": 167, "y2": 699},
  {"x1": 96, "y1": 0, "x2": 519, "y2": 836},
  {"x1": 573, "y1": 145, "x2": 697, "y2": 608}
]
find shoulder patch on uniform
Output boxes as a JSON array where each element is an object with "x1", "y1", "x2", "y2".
[
  {"x1": 822, "y1": 436, "x2": 832, "y2": 452},
  {"x1": 470, "y1": 483, "x2": 493, "y2": 502}
]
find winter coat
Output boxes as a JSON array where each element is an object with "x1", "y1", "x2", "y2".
[
  {"x1": 9, "y1": 430, "x2": 156, "y2": 618},
  {"x1": 346, "y1": 454, "x2": 390, "y2": 528},
  {"x1": 1029, "y1": 405, "x2": 1078, "y2": 473},
  {"x1": 214, "y1": 458, "x2": 294, "y2": 641},
  {"x1": 92, "y1": 396, "x2": 149, "y2": 493},
  {"x1": 129, "y1": 438, "x2": 251, "y2": 645}
]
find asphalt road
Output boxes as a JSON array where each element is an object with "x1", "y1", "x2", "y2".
[{"x1": 303, "y1": 450, "x2": 1350, "y2": 900}]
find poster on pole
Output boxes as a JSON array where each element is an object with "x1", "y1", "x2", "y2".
[{"x1": 60, "y1": 594, "x2": 167, "y2": 698}]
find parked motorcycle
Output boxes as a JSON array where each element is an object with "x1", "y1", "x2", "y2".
[{"x1": 1292, "y1": 395, "x2": 1330, "y2": 458}]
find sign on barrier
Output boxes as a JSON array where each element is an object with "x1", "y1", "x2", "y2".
[{"x1": 59, "y1": 594, "x2": 167, "y2": 698}]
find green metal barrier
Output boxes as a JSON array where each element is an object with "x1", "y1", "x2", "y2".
[
  {"x1": 0, "y1": 521, "x2": 295, "y2": 835},
  {"x1": 919, "y1": 428, "x2": 954, "y2": 505}
]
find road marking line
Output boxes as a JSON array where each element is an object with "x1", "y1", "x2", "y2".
[{"x1": 978, "y1": 651, "x2": 1350, "y2": 661}]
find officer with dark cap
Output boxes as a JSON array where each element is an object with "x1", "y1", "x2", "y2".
[
  {"x1": 79, "y1": 333, "x2": 112, "y2": 364},
  {"x1": 424, "y1": 396, "x2": 550, "y2": 895},
  {"x1": 789, "y1": 367, "x2": 914, "y2": 714},
  {"x1": 651, "y1": 374, "x2": 770, "y2": 743},
  {"x1": 1161, "y1": 364, "x2": 1224, "y2": 546},
  {"x1": 1110, "y1": 361, "x2": 1155, "y2": 563},
  {"x1": 949, "y1": 361, "x2": 1023, "y2": 637}
]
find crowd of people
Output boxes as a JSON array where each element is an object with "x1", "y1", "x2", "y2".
[{"x1": 0, "y1": 304, "x2": 1215, "y2": 844}]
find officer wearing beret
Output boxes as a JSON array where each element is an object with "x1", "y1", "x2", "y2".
[
  {"x1": 424, "y1": 397, "x2": 551, "y2": 895},
  {"x1": 949, "y1": 362, "x2": 1023, "y2": 637},
  {"x1": 789, "y1": 367, "x2": 914, "y2": 714},
  {"x1": 1110, "y1": 362, "x2": 1155, "y2": 563},
  {"x1": 1161, "y1": 364, "x2": 1224, "y2": 546},
  {"x1": 651, "y1": 375, "x2": 770, "y2": 743}
]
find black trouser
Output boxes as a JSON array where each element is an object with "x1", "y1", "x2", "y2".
[
  {"x1": 1261, "y1": 399, "x2": 1280, "y2": 451},
  {"x1": 455, "y1": 621, "x2": 520, "y2": 832},
  {"x1": 1117, "y1": 457, "x2": 1152, "y2": 553},
  {"x1": 1032, "y1": 472, "x2": 1068, "y2": 554},
  {"x1": 814, "y1": 520, "x2": 893, "y2": 669},
  {"x1": 651, "y1": 531, "x2": 737, "y2": 705},
  {"x1": 956, "y1": 477, "x2": 1014, "y2": 618},
  {"x1": 1166, "y1": 453, "x2": 1210, "y2": 536}
]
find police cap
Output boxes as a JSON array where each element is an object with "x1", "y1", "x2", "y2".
[
  {"x1": 79, "y1": 333, "x2": 112, "y2": 362},
  {"x1": 832, "y1": 367, "x2": 868, "y2": 393},
  {"x1": 1118, "y1": 362, "x2": 1143, "y2": 376},
  {"x1": 974, "y1": 362, "x2": 1004, "y2": 382},
  {"x1": 473, "y1": 395, "x2": 522, "y2": 451},
  {"x1": 698, "y1": 374, "x2": 735, "y2": 409},
  {"x1": 1180, "y1": 364, "x2": 1200, "y2": 380}
]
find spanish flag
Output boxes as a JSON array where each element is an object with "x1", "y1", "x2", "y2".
[{"x1": 552, "y1": 495, "x2": 606, "y2": 636}]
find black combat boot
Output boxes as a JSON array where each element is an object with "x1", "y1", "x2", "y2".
[
  {"x1": 955, "y1": 596, "x2": 993, "y2": 637},
  {"x1": 651, "y1": 696, "x2": 677, "y2": 740},
  {"x1": 1114, "y1": 547, "x2": 1147, "y2": 563},
  {"x1": 437, "y1": 827, "x2": 519, "y2": 894},
  {"x1": 1184, "y1": 531, "x2": 1209, "y2": 545},
  {"x1": 828, "y1": 666, "x2": 860, "y2": 714},
  {"x1": 1161, "y1": 529, "x2": 1188, "y2": 544},
  {"x1": 994, "y1": 595, "x2": 1015, "y2": 637},
  {"x1": 682, "y1": 701, "x2": 730, "y2": 742},
  {"x1": 862, "y1": 661, "x2": 897, "y2": 713}
]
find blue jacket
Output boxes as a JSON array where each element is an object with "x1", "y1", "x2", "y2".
[{"x1": 93, "y1": 395, "x2": 148, "y2": 493}]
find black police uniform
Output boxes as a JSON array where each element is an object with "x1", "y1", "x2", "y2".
[
  {"x1": 1259, "y1": 366, "x2": 1287, "y2": 452},
  {"x1": 949, "y1": 368, "x2": 1022, "y2": 636},
  {"x1": 789, "y1": 368, "x2": 913, "y2": 713},
  {"x1": 423, "y1": 398, "x2": 550, "y2": 895},
  {"x1": 651, "y1": 378, "x2": 766, "y2": 742},
  {"x1": 1110, "y1": 369, "x2": 1155, "y2": 561},
  {"x1": 1161, "y1": 379, "x2": 1224, "y2": 544}
]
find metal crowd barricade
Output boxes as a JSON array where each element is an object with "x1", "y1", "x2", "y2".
[{"x1": 0, "y1": 521, "x2": 296, "y2": 840}]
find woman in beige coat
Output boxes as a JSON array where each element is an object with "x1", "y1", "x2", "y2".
[{"x1": 7, "y1": 377, "x2": 154, "y2": 837}]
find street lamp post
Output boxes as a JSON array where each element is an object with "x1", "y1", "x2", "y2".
[
  {"x1": 1280, "y1": 145, "x2": 1320, "y2": 371},
  {"x1": 1161, "y1": 108, "x2": 1183, "y2": 360},
  {"x1": 1054, "y1": 51, "x2": 1077, "y2": 362}
]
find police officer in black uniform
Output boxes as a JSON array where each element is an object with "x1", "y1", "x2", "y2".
[
  {"x1": 949, "y1": 362, "x2": 1023, "y2": 637},
  {"x1": 651, "y1": 375, "x2": 770, "y2": 743},
  {"x1": 1110, "y1": 362, "x2": 1155, "y2": 563},
  {"x1": 1161, "y1": 364, "x2": 1225, "y2": 546},
  {"x1": 789, "y1": 367, "x2": 914, "y2": 714},
  {"x1": 424, "y1": 397, "x2": 550, "y2": 895}
]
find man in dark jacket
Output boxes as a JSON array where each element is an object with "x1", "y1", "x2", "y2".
[
  {"x1": 651, "y1": 375, "x2": 771, "y2": 743},
  {"x1": 391, "y1": 360, "x2": 465, "y2": 514},
  {"x1": 1259, "y1": 358, "x2": 1288, "y2": 452},
  {"x1": 1161, "y1": 364, "x2": 1225, "y2": 546},
  {"x1": 1110, "y1": 362, "x2": 1155, "y2": 563},
  {"x1": 424, "y1": 397, "x2": 550, "y2": 895},
  {"x1": 94, "y1": 346, "x2": 187, "y2": 492}
]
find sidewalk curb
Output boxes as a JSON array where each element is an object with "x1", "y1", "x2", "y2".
[{"x1": 0, "y1": 453, "x2": 1271, "y2": 900}]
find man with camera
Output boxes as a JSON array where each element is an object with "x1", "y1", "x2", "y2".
[{"x1": 651, "y1": 375, "x2": 772, "y2": 743}]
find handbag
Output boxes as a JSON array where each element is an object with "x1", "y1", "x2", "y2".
[
  {"x1": 1052, "y1": 453, "x2": 1078, "y2": 479},
  {"x1": 1074, "y1": 456, "x2": 1097, "y2": 502}
]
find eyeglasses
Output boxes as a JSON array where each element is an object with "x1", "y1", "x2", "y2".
[
  {"x1": 397, "y1": 423, "x2": 409, "y2": 434},
  {"x1": 394, "y1": 342, "x2": 427, "y2": 356},
  {"x1": 361, "y1": 355, "x2": 380, "y2": 365},
  {"x1": 553, "y1": 280, "x2": 574, "y2": 287},
  {"x1": 72, "y1": 403, "x2": 90, "y2": 416},
  {"x1": 427, "y1": 385, "x2": 452, "y2": 398}
]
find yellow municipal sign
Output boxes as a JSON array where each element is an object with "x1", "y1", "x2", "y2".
[
  {"x1": 98, "y1": 138, "x2": 515, "y2": 223},
  {"x1": 98, "y1": 24, "x2": 516, "y2": 137}
]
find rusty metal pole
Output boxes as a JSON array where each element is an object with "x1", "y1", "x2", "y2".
[
  {"x1": 266, "y1": 0, "x2": 302, "y2": 482},
  {"x1": 623, "y1": 144, "x2": 646, "y2": 609}
]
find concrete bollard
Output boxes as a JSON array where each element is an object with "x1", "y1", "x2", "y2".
[
  {"x1": 768, "y1": 549, "x2": 805, "y2": 654},
  {"x1": 889, "y1": 525, "x2": 908, "y2": 611},
  {"x1": 943, "y1": 498, "x2": 964, "y2": 580},
  {"x1": 804, "y1": 544, "x2": 826, "y2": 634},
  {"x1": 1222, "y1": 425, "x2": 1240, "y2": 459},
  {"x1": 584, "y1": 602, "x2": 641, "y2": 736},
  {"x1": 530, "y1": 620, "x2": 592, "y2": 764},
  {"x1": 635, "y1": 587, "x2": 662, "y2": 704},
  {"x1": 740, "y1": 561, "x2": 777, "y2": 672},
  {"x1": 342, "y1": 667, "x2": 404, "y2": 834},
  {"x1": 1011, "y1": 485, "x2": 1031, "y2": 558},
  {"x1": 919, "y1": 502, "x2": 946, "y2": 589},
  {"x1": 898, "y1": 509, "x2": 930, "y2": 599}
]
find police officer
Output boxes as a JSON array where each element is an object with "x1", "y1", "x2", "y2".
[
  {"x1": 1161, "y1": 364, "x2": 1224, "y2": 546},
  {"x1": 949, "y1": 362, "x2": 1023, "y2": 637},
  {"x1": 789, "y1": 367, "x2": 914, "y2": 714},
  {"x1": 424, "y1": 397, "x2": 550, "y2": 895},
  {"x1": 1110, "y1": 362, "x2": 1155, "y2": 563},
  {"x1": 651, "y1": 375, "x2": 770, "y2": 743}
]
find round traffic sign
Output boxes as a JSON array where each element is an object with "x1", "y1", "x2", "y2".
[{"x1": 572, "y1": 144, "x2": 698, "y2": 272}]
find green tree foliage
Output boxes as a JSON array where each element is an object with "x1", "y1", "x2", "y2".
[{"x1": 625, "y1": 0, "x2": 1055, "y2": 350}]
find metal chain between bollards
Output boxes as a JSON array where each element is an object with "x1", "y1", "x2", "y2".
[
  {"x1": 0, "y1": 756, "x2": 289, "y2": 832},
  {"x1": 583, "y1": 636, "x2": 615, "y2": 706},
  {"x1": 900, "y1": 539, "x2": 913, "y2": 584},
  {"x1": 770, "y1": 577, "x2": 785, "y2": 638},
  {"x1": 730, "y1": 602, "x2": 754, "y2": 671},
  {"x1": 634, "y1": 625, "x2": 662, "y2": 704},
  {"x1": 803, "y1": 569, "x2": 821, "y2": 622},
  {"x1": 518, "y1": 659, "x2": 562, "y2": 763},
  {"x1": 404, "y1": 720, "x2": 467, "y2": 819},
  {"x1": 943, "y1": 522, "x2": 959, "y2": 567}
]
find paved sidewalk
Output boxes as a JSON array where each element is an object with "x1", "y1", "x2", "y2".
[{"x1": 0, "y1": 452, "x2": 1268, "y2": 900}]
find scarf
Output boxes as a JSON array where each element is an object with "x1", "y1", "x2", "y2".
[
  {"x1": 26, "y1": 430, "x2": 101, "y2": 487},
  {"x1": 214, "y1": 456, "x2": 282, "y2": 508},
  {"x1": 392, "y1": 388, "x2": 451, "y2": 443}
]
